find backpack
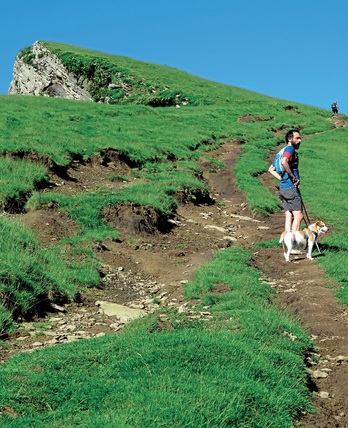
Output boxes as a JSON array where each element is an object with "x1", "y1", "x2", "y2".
[{"x1": 272, "y1": 147, "x2": 286, "y2": 174}]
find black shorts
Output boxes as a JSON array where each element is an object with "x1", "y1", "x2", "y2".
[{"x1": 278, "y1": 187, "x2": 303, "y2": 212}]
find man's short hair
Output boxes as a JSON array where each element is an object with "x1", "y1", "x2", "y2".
[{"x1": 285, "y1": 129, "x2": 300, "y2": 143}]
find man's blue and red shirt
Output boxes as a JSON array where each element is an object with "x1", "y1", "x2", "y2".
[{"x1": 280, "y1": 146, "x2": 299, "y2": 189}]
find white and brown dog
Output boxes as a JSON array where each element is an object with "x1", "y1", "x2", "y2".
[{"x1": 279, "y1": 221, "x2": 328, "y2": 262}]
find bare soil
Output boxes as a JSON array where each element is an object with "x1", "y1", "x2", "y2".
[{"x1": 2, "y1": 122, "x2": 348, "y2": 426}]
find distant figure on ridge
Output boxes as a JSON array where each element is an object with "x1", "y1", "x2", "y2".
[{"x1": 331, "y1": 101, "x2": 339, "y2": 115}]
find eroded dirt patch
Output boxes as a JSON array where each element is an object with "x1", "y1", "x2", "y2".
[
  {"x1": 20, "y1": 209, "x2": 77, "y2": 247},
  {"x1": 46, "y1": 152, "x2": 134, "y2": 196},
  {"x1": 238, "y1": 114, "x2": 266, "y2": 122},
  {"x1": 103, "y1": 203, "x2": 174, "y2": 235}
]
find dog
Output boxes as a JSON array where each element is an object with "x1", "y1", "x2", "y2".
[{"x1": 279, "y1": 221, "x2": 328, "y2": 262}]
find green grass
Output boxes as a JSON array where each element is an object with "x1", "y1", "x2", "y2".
[
  {"x1": 0, "y1": 216, "x2": 99, "y2": 326},
  {"x1": 0, "y1": 158, "x2": 47, "y2": 209},
  {"x1": 0, "y1": 41, "x2": 347, "y2": 426},
  {"x1": 298, "y1": 128, "x2": 348, "y2": 303},
  {"x1": 0, "y1": 248, "x2": 313, "y2": 427}
]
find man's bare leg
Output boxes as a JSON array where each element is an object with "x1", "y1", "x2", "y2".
[
  {"x1": 285, "y1": 211, "x2": 293, "y2": 232},
  {"x1": 291, "y1": 210, "x2": 303, "y2": 232}
]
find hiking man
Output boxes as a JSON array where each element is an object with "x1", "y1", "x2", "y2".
[
  {"x1": 268, "y1": 129, "x2": 303, "y2": 232},
  {"x1": 331, "y1": 101, "x2": 338, "y2": 115}
]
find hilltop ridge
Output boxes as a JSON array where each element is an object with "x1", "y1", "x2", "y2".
[
  {"x1": 8, "y1": 41, "x2": 198, "y2": 107},
  {"x1": 9, "y1": 40, "x2": 289, "y2": 108}
]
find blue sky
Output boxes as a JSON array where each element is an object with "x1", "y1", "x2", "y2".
[{"x1": 2, "y1": 0, "x2": 347, "y2": 114}]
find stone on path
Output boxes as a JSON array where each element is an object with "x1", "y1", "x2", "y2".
[{"x1": 95, "y1": 301, "x2": 145, "y2": 323}]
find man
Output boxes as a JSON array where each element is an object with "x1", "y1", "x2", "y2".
[
  {"x1": 331, "y1": 101, "x2": 338, "y2": 115},
  {"x1": 268, "y1": 129, "x2": 303, "y2": 232}
]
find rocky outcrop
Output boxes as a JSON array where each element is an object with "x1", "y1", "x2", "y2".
[
  {"x1": 8, "y1": 41, "x2": 194, "y2": 107},
  {"x1": 8, "y1": 41, "x2": 92, "y2": 101}
]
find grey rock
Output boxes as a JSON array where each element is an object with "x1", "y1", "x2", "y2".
[
  {"x1": 9, "y1": 41, "x2": 92, "y2": 101},
  {"x1": 95, "y1": 300, "x2": 145, "y2": 322}
]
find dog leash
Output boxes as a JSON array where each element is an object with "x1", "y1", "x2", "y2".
[{"x1": 297, "y1": 188, "x2": 320, "y2": 253}]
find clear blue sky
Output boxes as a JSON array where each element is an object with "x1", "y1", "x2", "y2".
[{"x1": 2, "y1": 0, "x2": 347, "y2": 114}]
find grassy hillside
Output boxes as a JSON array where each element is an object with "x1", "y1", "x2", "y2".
[{"x1": 0, "y1": 42, "x2": 347, "y2": 426}]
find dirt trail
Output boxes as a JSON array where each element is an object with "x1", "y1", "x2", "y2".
[{"x1": 1, "y1": 136, "x2": 348, "y2": 426}]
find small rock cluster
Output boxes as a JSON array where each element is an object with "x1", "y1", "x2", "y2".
[{"x1": 0, "y1": 263, "x2": 212, "y2": 362}]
